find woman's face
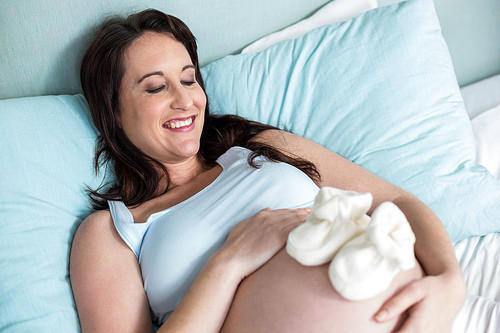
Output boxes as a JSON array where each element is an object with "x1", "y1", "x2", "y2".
[{"x1": 118, "y1": 32, "x2": 206, "y2": 166}]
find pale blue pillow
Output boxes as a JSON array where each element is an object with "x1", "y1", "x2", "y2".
[
  {"x1": 0, "y1": 94, "x2": 101, "y2": 332},
  {"x1": 201, "y1": 0, "x2": 500, "y2": 242}
]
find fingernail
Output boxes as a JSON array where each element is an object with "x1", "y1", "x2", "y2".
[{"x1": 375, "y1": 309, "x2": 388, "y2": 322}]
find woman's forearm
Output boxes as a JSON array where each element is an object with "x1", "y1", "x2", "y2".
[
  {"x1": 393, "y1": 194, "x2": 463, "y2": 280},
  {"x1": 158, "y1": 254, "x2": 241, "y2": 333}
]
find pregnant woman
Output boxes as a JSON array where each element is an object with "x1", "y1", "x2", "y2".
[{"x1": 69, "y1": 9, "x2": 465, "y2": 332}]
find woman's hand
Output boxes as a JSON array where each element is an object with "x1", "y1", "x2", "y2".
[
  {"x1": 159, "y1": 208, "x2": 311, "y2": 333},
  {"x1": 374, "y1": 270, "x2": 466, "y2": 332},
  {"x1": 217, "y1": 208, "x2": 312, "y2": 282}
]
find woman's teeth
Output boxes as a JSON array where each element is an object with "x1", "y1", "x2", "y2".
[{"x1": 165, "y1": 117, "x2": 193, "y2": 129}]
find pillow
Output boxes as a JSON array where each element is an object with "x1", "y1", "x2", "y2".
[
  {"x1": 241, "y1": 0, "x2": 406, "y2": 54},
  {"x1": 460, "y1": 74, "x2": 500, "y2": 119},
  {"x1": 0, "y1": 94, "x2": 101, "y2": 332},
  {"x1": 201, "y1": 0, "x2": 500, "y2": 242},
  {"x1": 471, "y1": 105, "x2": 500, "y2": 181}
]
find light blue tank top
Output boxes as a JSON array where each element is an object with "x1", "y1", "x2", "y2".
[{"x1": 108, "y1": 146, "x2": 319, "y2": 324}]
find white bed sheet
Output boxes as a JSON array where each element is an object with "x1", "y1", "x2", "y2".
[
  {"x1": 451, "y1": 76, "x2": 500, "y2": 332},
  {"x1": 471, "y1": 105, "x2": 500, "y2": 180},
  {"x1": 453, "y1": 233, "x2": 500, "y2": 332},
  {"x1": 460, "y1": 73, "x2": 500, "y2": 181}
]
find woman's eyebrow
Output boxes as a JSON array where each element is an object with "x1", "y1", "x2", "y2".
[
  {"x1": 182, "y1": 64, "x2": 195, "y2": 71},
  {"x1": 137, "y1": 65, "x2": 194, "y2": 84},
  {"x1": 137, "y1": 71, "x2": 163, "y2": 84}
]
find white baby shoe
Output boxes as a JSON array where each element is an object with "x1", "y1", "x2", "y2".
[
  {"x1": 286, "y1": 187, "x2": 373, "y2": 266},
  {"x1": 328, "y1": 201, "x2": 416, "y2": 301}
]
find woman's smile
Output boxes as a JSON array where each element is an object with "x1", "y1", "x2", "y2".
[{"x1": 163, "y1": 115, "x2": 196, "y2": 131}]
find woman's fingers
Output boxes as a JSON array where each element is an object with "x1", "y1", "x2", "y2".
[
  {"x1": 251, "y1": 208, "x2": 312, "y2": 243},
  {"x1": 275, "y1": 208, "x2": 312, "y2": 229},
  {"x1": 222, "y1": 207, "x2": 312, "y2": 278},
  {"x1": 386, "y1": 272, "x2": 464, "y2": 332},
  {"x1": 248, "y1": 207, "x2": 311, "y2": 231},
  {"x1": 394, "y1": 308, "x2": 425, "y2": 333},
  {"x1": 375, "y1": 275, "x2": 460, "y2": 332},
  {"x1": 374, "y1": 279, "x2": 426, "y2": 323}
]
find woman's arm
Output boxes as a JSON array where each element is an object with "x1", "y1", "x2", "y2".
[
  {"x1": 252, "y1": 129, "x2": 466, "y2": 331},
  {"x1": 70, "y1": 211, "x2": 154, "y2": 332},
  {"x1": 70, "y1": 208, "x2": 310, "y2": 333}
]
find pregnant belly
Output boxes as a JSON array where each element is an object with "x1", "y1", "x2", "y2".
[{"x1": 221, "y1": 248, "x2": 423, "y2": 333}]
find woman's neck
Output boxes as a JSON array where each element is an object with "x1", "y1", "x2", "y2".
[
  {"x1": 131, "y1": 155, "x2": 221, "y2": 222},
  {"x1": 163, "y1": 156, "x2": 209, "y2": 189}
]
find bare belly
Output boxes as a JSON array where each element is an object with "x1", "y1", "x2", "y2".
[{"x1": 221, "y1": 248, "x2": 423, "y2": 333}]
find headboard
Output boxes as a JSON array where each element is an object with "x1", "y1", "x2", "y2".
[
  {"x1": 434, "y1": 0, "x2": 500, "y2": 86},
  {"x1": 0, "y1": 0, "x2": 499, "y2": 100},
  {"x1": 0, "y1": 0, "x2": 329, "y2": 99}
]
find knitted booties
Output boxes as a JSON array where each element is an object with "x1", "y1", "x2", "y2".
[
  {"x1": 286, "y1": 187, "x2": 373, "y2": 266},
  {"x1": 328, "y1": 201, "x2": 416, "y2": 301}
]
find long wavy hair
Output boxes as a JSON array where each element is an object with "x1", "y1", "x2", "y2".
[{"x1": 80, "y1": 9, "x2": 319, "y2": 210}]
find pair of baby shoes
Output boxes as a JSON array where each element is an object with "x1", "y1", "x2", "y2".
[{"x1": 286, "y1": 187, "x2": 416, "y2": 301}]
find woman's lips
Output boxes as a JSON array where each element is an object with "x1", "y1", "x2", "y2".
[{"x1": 162, "y1": 116, "x2": 196, "y2": 131}]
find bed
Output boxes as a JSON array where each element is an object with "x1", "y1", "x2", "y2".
[{"x1": 0, "y1": 0, "x2": 499, "y2": 332}]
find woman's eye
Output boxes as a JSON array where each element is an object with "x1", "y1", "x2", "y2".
[
  {"x1": 146, "y1": 86, "x2": 165, "y2": 94},
  {"x1": 182, "y1": 81, "x2": 196, "y2": 86}
]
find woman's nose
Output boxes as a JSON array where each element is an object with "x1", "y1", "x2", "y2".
[{"x1": 170, "y1": 84, "x2": 193, "y2": 111}]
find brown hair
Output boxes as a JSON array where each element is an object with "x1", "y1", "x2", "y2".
[{"x1": 80, "y1": 9, "x2": 319, "y2": 210}]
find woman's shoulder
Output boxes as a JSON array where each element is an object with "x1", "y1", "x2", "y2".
[
  {"x1": 73, "y1": 210, "x2": 119, "y2": 248},
  {"x1": 71, "y1": 208, "x2": 138, "y2": 271},
  {"x1": 80, "y1": 209, "x2": 112, "y2": 229}
]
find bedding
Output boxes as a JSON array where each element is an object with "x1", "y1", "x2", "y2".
[
  {"x1": 1, "y1": 0, "x2": 499, "y2": 332},
  {"x1": 0, "y1": 95, "x2": 99, "y2": 331},
  {"x1": 451, "y1": 56, "x2": 500, "y2": 333},
  {"x1": 452, "y1": 232, "x2": 500, "y2": 333},
  {"x1": 205, "y1": 2, "x2": 500, "y2": 329},
  {"x1": 201, "y1": 0, "x2": 500, "y2": 243},
  {"x1": 471, "y1": 105, "x2": 500, "y2": 181},
  {"x1": 460, "y1": 74, "x2": 500, "y2": 181},
  {"x1": 241, "y1": 0, "x2": 406, "y2": 54}
]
